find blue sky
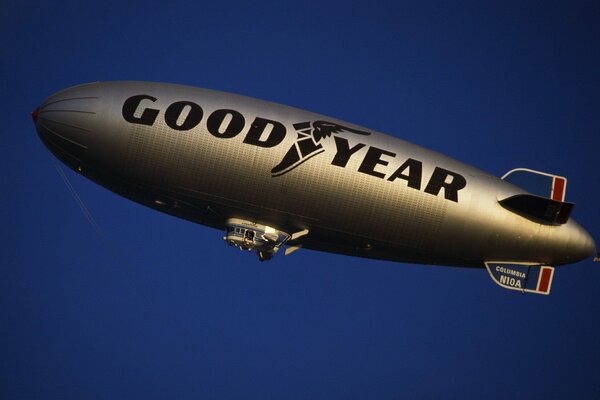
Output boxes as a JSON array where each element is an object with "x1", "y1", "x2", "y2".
[{"x1": 2, "y1": 1, "x2": 599, "y2": 398}]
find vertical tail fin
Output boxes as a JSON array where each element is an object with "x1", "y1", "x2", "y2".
[
  {"x1": 502, "y1": 168, "x2": 567, "y2": 201},
  {"x1": 500, "y1": 168, "x2": 573, "y2": 224},
  {"x1": 485, "y1": 261, "x2": 554, "y2": 295}
]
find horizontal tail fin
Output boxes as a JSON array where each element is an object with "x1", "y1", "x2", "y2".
[
  {"x1": 499, "y1": 194, "x2": 574, "y2": 224},
  {"x1": 501, "y1": 168, "x2": 573, "y2": 224}
]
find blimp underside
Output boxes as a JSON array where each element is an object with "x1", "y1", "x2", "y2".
[{"x1": 33, "y1": 81, "x2": 596, "y2": 295}]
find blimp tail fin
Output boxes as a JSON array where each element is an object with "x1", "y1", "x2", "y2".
[
  {"x1": 501, "y1": 168, "x2": 567, "y2": 201},
  {"x1": 498, "y1": 194, "x2": 574, "y2": 224},
  {"x1": 500, "y1": 168, "x2": 573, "y2": 224},
  {"x1": 484, "y1": 261, "x2": 554, "y2": 295}
]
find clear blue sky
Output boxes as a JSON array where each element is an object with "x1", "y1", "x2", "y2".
[{"x1": 2, "y1": 1, "x2": 599, "y2": 398}]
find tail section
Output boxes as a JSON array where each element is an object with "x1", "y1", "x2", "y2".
[
  {"x1": 502, "y1": 168, "x2": 567, "y2": 201},
  {"x1": 485, "y1": 261, "x2": 554, "y2": 295},
  {"x1": 500, "y1": 168, "x2": 573, "y2": 225}
]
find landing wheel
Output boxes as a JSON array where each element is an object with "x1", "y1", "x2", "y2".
[{"x1": 258, "y1": 251, "x2": 273, "y2": 262}]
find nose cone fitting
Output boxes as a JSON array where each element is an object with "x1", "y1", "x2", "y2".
[
  {"x1": 31, "y1": 107, "x2": 40, "y2": 122},
  {"x1": 33, "y1": 84, "x2": 101, "y2": 169}
]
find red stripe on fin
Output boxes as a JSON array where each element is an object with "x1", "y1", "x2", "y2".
[
  {"x1": 552, "y1": 177, "x2": 566, "y2": 202},
  {"x1": 536, "y1": 266, "x2": 554, "y2": 294}
]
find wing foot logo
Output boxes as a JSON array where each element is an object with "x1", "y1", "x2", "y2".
[{"x1": 271, "y1": 121, "x2": 371, "y2": 176}]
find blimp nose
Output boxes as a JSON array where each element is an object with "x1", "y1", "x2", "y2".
[
  {"x1": 31, "y1": 107, "x2": 40, "y2": 122},
  {"x1": 33, "y1": 84, "x2": 100, "y2": 170}
]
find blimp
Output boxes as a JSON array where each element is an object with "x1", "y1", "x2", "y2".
[{"x1": 32, "y1": 81, "x2": 597, "y2": 295}]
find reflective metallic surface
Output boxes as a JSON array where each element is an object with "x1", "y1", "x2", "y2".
[{"x1": 33, "y1": 81, "x2": 596, "y2": 268}]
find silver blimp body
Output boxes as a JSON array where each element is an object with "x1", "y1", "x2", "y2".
[{"x1": 33, "y1": 81, "x2": 596, "y2": 294}]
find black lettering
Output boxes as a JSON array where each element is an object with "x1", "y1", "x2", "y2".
[
  {"x1": 164, "y1": 101, "x2": 203, "y2": 131},
  {"x1": 243, "y1": 117, "x2": 286, "y2": 147},
  {"x1": 331, "y1": 136, "x2": 366, "y2": 167},
  {"x1": 122, "y1": 95, "x2": 159, "y2": 126},
  {"x1": 358, "y1": 147, "x2": 395, "y2": 179},
  {"x1": 424, "y1": 167, "x2": 467, "y2": 202},
  {"x1": 207, "y1": 109, "x2": 245, "y2": 138},
  {"x1": 387, "y1": 158, "x2": 423, "y2": 189}
]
